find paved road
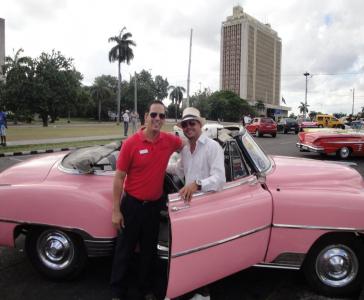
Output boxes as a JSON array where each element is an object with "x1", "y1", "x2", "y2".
[{"x1": 0, "y1": 133, "x2": 362, "y2": 300}]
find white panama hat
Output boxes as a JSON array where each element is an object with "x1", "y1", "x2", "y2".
[{"x1": 178, "y1": 107, "x2": 206, "y2": 127}]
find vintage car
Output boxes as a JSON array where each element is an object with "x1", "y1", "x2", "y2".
[
  {"x1": 245, "y1": 117, "x2": 277, "y2": 137},
  {"x1": 297, "y1": 118, "x2": 319, "y2": 131},
  {"x1": 1, "y1": 126, "x2": 364, "y2": 298},
  {"x1": 277, "y1": 118, "x2": 299, "y2": 134},
  {"x1": 297, "y1": 129, "x2": 364, "y2": 159}
]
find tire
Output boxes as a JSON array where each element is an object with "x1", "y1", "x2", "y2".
[
  {"x1": 25, "y1": 227, "x2": 87, "y2": 280},
  {"x1": 337, "y1": 147, "x2": 351, "y2": 160},
  {"x1": 271, "y1": 133, "x2": 276, "y2": 138},
  {"x1": 295, "y1": 130, "x2": 299, "y2": 134},
  {"x1": 283, "y1": 129, "x2": 288, "y2": 134},
  {"x1": 341, "y1": 125, "x2": 345, "y2": 129},
  {"x1": 303, "y1": 234, "x2": 364, "y2": 297}
]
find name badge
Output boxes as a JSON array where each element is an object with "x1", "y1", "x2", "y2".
[{"x1": 139, "y1": 149, "x2": 149, "y2": 155}]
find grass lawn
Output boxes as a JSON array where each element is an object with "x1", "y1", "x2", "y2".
[{"x1": 1, "y1": 122, "x2": 177, "y2": 154}]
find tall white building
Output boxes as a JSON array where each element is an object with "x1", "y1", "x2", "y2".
[{"x1": 220, "y1": 6, "x2": 289, "y2": 117}]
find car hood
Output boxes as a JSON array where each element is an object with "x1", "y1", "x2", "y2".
[
  {"x1": 0, "y1": 152, "x2": 64, "y2": 185},
  {"x1": 266, "y1": 155, "x2": 363, "y2": 192}
]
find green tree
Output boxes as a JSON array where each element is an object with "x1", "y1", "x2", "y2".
[
  {"x1": 108, "y1": 27, "x2": 136, "y2": 124},
  {"x1": 32, "y1": 50, "x2": 82, "y2": 126},
  {"x1": 168, "y1": 85, "x2": 185, "y2": 122},
  {"x1": 308, "y1": 111, "x2": 317, "y2": 120},
  {"x1": 298, "y1": 102, "x2": 309, "y2": 115},
  {"x1": 154, "y1": 75, "x2": 169, "y2": 101},
  {"x1": 90, "y1": 77, "x2": 113, "y2": 122},
  {"x1": 289, "y1": 113, "x2": 296, "y2": 119},
  {"x1": 2, "y1": 48, "x2": 35, "y2": 123}
]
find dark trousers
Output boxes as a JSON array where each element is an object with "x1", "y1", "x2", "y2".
[
  {"x1": 124, "y1": 122, "x2": 129, "y2": 136},
  {"x1": 110, "y1": 193, "x2": 163, "y2": 298}
]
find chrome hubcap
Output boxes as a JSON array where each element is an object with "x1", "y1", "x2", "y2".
[
  {"x1": 37, "y1": 230, "x2": 74, "y2": 270},
  {"x1": 316, "y1": 245, "x2": 358, "y2": 287},
  {"x1": 340, "y1": 147, "x2": 349, "y2": 158}
]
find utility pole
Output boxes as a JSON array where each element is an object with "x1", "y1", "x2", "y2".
[
  {"x1": 351, "y1": 88, "x2": 355, "y2": 116},
  {"x1": 303, "y1": 72, "x2": 310, "y2": 119},
  {"x1": 186, "y1": 28, "x2": 193, "y2": 107},
  {"x1": 134, "y1": 72, "x2": 137, "y2": 113}
]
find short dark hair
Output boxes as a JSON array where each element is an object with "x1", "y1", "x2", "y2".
[{"x1": 148, "y1": 100, "x2": 165, "y2": 112}]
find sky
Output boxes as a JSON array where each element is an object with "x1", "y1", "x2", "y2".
[{"x1": 1, "y1": 0, "x2": 364, "y2": 116}]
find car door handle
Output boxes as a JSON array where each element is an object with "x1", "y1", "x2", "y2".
[{"x1": 171, "y1": 204, "x2": 190, "y2": 212}]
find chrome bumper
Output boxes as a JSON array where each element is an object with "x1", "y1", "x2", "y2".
[{"x1": 296, "y1": 142, "x2": 324, "y2": 153}]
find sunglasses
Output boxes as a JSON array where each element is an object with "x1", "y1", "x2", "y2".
[
  {"x1": 181, "y1": 120, "x2": 198, "y2": 128},
  {"x1": 149, "y1": 112, "x2": 166, "y2": 119}
]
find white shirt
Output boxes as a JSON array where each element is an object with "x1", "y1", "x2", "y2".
[
  {"x1": 168, "y1": 133, "x2": 226, "y2": 192},
  {"x1": 122, "y1": 112, "x2": 130, "y2": 122}
]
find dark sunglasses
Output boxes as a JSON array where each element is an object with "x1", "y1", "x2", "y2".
[
  {"x1": 149, "y1": 112, "x2": 166, "y2": 119},
  {"x1": 181, "y1": 120, "x2": 198, "y2": 128}
]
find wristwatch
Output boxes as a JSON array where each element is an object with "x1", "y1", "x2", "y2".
[{"x1": 195, "y1": 179, "x2": 202, "y2": 190}]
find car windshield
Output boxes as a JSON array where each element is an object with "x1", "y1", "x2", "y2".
[
  {"x1": 240, "y1": 132, "x2": 271, "y2": 172},
  {"x1": 61, "y1": 142, "x2": 121, "y2": 173}
]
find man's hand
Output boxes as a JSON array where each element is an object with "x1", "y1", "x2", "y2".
[
  {"x1": 112, "y1": 209, "x2": 125, "y2": 231},
  {"x1": 179, "y1": 182, "x2": 199, "y2": 202}
]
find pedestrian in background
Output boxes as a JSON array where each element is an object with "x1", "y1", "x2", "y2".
[
  {"x1": 122, "y1": 110, "x2": 130, "y2": 137},
  {"x1": 0, "y1": 109, "x2": 7, "y2": 146},
  {"x1": 130, "y1": 110, "x2": 139, "y2": 134},
  {"x1": 110, "y1": 100, "x2": 183, "y2": 300}
]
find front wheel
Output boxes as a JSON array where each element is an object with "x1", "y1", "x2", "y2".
[
  {"x1": 303, "y1": 234, "x2": 364, "y2": 297},
  {"x1": 337, "y1": 147, "x2": 351, "y2": 159},
  {"x1": 271, "y1": 133, "x2": 276, "y2": 138},
  {"x1": 25, "y1": 227, "x2": 87, "y2": 280}
]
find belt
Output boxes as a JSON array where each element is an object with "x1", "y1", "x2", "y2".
[{"x1": 125, "y1": 192, "x2": 163, "y2": 205}]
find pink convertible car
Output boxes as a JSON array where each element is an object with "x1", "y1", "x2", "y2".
[{"x1": 1, "y1": 127, "x2": 364, "y2": 298}]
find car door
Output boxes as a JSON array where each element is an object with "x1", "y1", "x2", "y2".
[
  {"x1": 166, "y1": 141, "x2": 272, "y2": 298},
  {"x1": 246, "y1": 118, "x2": 258, "y2": 133}
]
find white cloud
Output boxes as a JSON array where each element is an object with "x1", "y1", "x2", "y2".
[{"x1": 1, "y1": 0, "x2": 364, "y2": 115}]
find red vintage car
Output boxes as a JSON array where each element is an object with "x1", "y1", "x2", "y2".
[
  {"x1": 297, "y1": 129, "x2": 364, "y2": 159},
  {"x1": 245, "y1": 117, "x2": 277, "y2": 137}
]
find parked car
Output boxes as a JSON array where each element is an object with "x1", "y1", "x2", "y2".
[
  {"x1": 1, "y1": 127, "x2": 364, "y2": 298},
  {"x1": 297, "y1": 129, "x2": 364, "y2": 159},
  {"x1": 277, "y1": 118, "x2": 299, "y2": 134},
  {"x1": 315, "y1": 114, "x2": 345, "y2": 129},
  {"x1": 245, "y1": 117, "x2": 277, "y2": 137},
  {"x1": 297, "y1": 118, "x2": 319, "y2": 131}
]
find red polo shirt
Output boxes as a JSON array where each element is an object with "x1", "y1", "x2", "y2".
[{"x1": 116, "y1": 128, "x2": 182, "y2": 201}]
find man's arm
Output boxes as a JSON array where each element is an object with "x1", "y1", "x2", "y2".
[{"x1": 112, "y1": 170, "x2": 127, "y2": 230}]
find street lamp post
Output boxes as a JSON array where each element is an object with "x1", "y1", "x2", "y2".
[
  {"x1": 303, "y1": 72, "x2": 310, "y2": 119},
  {"x1": 351, "y1": 88, "x2": 355, "y2": 116}
]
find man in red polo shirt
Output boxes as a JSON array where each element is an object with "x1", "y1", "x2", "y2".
[{"x1": 111, "y1": 100, "x2": 182, "y2": 300}]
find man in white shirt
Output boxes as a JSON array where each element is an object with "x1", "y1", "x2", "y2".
[
  {"x1": 122, "y1": 110, "x2": 130, "y2": 136},
  {"x1": 168, "y1": 107, "x2": 225, "y2": 202}
]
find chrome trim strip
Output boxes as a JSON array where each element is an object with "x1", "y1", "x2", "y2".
[
  {"x1": 171, "y1": 224, "x2": 270, "y2": 258},
  {"x1": 254, "y1": 263, "x2": 300, "y2": 270},
  {"x1": 328, "y1": 141, "x2": 364, "y2": 144},
  {"x1": 0, "y1": 218, "x2": 20, "y2": 224},
  {"x1": 168, "y1": 176, "x2": 259, "y2": 203},
  {"x1": 273, "y1": 223, "x2": 364, "y2": 232},
  {"x1": 296, "y1": 142, "x2": 324, "y2": 153}
]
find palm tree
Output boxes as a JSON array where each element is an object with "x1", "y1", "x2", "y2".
[
  {"x1": 168, "y1": 85, "x2": 186, "y2": 122},
  {"x1": 90, "y1": 82, "x2": 112, "y2": 122},
  {"x1": 108, "y1": 27, "x2": 136, "y2": 124},
  {"x1": 298, "y1": 102, "x2": 309, "y2": 116}
]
